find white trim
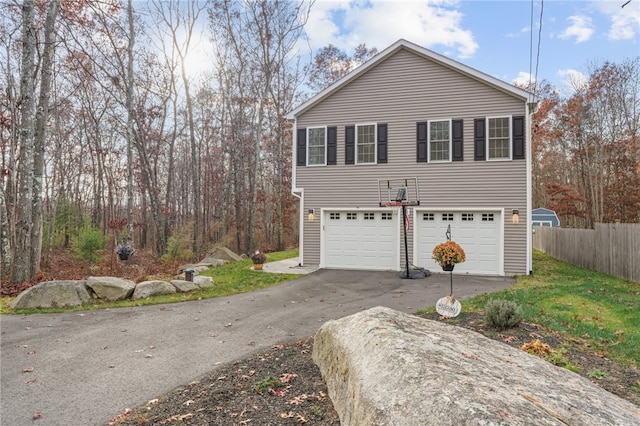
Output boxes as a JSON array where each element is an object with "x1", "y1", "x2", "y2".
[
  {"x1": 427, "y1": 119, "x2": 452, "y2": 163},
  {"x1": 355, "y1": 123, "x2": 377, "y2": 165},
  {"x1": 307, "y1": 126, "x2": 327, "y2": 166},
  {"x1": 286, "y1": 39, "x2": 537, "y2": 121},
  {"x1": 526, "y1": 112, "x2": 533, "y2": 274},
  {"x1": 486, "y1": 115, "x2": 513, "y2": 161}
]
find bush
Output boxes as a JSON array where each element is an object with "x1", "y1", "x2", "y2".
[
  {"x1": 484, "y1": 299, "x2": 523, "y2": 330},
  {"x1": 73, "y1": 227, "x2": 107, "y2": 262},
  {"x1": 162, "y1": 233, "x2": 194, "y2": 263}
]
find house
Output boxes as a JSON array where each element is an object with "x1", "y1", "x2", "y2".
[
  {"x1": 532, "y1": 208, "x2": 560, "y2": 227},
  {"x1": 287, "y1": 39, "x2": 537, "y2": 276}
]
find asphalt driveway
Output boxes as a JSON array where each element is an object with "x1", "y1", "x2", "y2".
[{"x1": 0, "y1": 269, "x2": 514, "y2": 425}]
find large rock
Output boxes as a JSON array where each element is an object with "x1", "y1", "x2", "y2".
[
  {"x1": 171, "y1": 279, "x2": 199, "y2": 293},
  {"x1": 313, "y1": 306, "x2": 640, "y2": 426},
  {"x1": 207, "y1": 246, "x2": 242, "y2": 262},
  {"x1": 86, "y1": 276, "x2": 135, "y2": 301},
  {"x1": 11, "y1": 280, "x2": 91, "y2": 309},
  {"x1": 193, "y1": 275, "x2": 214, "y2": 288},
  {"x1": 132, "y1": 280, "x2": 176, "y2": 299}
]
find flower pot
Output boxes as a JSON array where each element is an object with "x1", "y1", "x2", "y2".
[
  {"x1": 442, "y1": 263, "x2": 455, "y2": 272},
  {"x1": 253, "y1": 263, "x2": 263, "y2": 271}
]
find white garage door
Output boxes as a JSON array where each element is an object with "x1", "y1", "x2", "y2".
[
  {"x1": 322, "y1": 210, "x2": 400, "y2": 270},
  {"x1": 415, "y1": 211, "x2": 502, "y2": 275}
]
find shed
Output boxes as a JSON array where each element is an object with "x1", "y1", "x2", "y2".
[{"x1": 532, "y1": 208, "x2": 560, "y2": 227}]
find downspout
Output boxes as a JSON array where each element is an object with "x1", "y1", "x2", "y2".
[
  {"x1": 526, "y1": 98, "x2": 539, "y2": 275},
  {"x1": 290, "y1": 117, "x2": 304, "y2": 266}
]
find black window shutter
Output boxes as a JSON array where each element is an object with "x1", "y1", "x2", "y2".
[
  {"x1": 327, "y1": 126, "x2": 337, "y2": 165},
  {"x1": 452, "y1": 119, "x2": 463, "y2": 161},
  {"x1": 416, "y1": 121, "x2": 427, "y2": 162},
  {"x1": 296, "y1": 128, "x2": 306, "y2": 166},
  {"x1": 377, "y1": 123, "x2": 388, "y2": 163},
  {"x1": 345, "y1": 125, "x2": 355, "y2": 164},
  {"x1": 512, "y1": 116, "x2": 525, "y2": 159},
  {"x1": 474, "y1": 118, "x2": 486, "y2": 161}
]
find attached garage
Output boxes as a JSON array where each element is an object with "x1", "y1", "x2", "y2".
[
  {"x1": 321, "y1": 209, "x2": 400, "y2": 270},
  {"x1": 414, "y1": 210, "x2": 503, "y2": 275}
]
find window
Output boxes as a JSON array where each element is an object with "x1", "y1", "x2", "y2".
[
  {"x1": 488, "y1": 117, "x2": 510, "y2": 160},
  {"x1": 330, "y1": 212, "x2": 341, "y2": 220},
  {"x1": 429, "y1": 120, "x2": 450, "y2": 162},
  {"x1": 422, "y1": 213, "x2": 434, "y2": 221},
  {"x1": 356, "y1": 124, "x2": 376, "y2": 164},
  {"x1": 442, "y1": 213, "x2": 454, "y2": 221},
  {"x1": 307, "y1": 127, "x2": 326, "y2": 165},
  {"x1": 462, "y1": 213, "x2": 474, "y2": 221},
  {"x1": 346, "y1": 212, "x2": 357, "y2": 220},
  {"x1": 381, "y1": 212, "x2": 392, "y2": 220},
  {"x1": 364, "y1": 212, "x2": 375, "y2": 220},
  {"x1": 482, "y1": 213, "x2": 494, "y2": 221}
]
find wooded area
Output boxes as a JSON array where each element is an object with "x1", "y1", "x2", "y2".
[{"x1": 1, "y1": 0, "x2": 638, "y2": 287}]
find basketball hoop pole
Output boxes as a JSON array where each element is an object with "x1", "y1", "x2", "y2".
[{"x1": 401, "y1": 203, "x2": 411, "y2": 279}]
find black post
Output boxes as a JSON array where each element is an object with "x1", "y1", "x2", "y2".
[{"x1": 402, "y1": 204, "x2": 410, "y2": 279}]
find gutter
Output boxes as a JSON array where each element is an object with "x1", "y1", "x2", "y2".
[{"x1": 290, "y1": 117, "x2": 304, "y2": 267}]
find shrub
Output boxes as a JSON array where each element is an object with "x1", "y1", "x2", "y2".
[
  {"x1": 484, "y1": 299, "x2": 523, "y2": 330},
  {"x1": 73, "y1": 227, "x2": 107, "y2": 262}
]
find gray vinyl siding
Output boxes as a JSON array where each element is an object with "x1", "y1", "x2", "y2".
[{"x1": 296, "y1": 47, "x2": 529, "y2": 275}]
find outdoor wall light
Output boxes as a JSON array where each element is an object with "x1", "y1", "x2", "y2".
[
  {"x1": 308, "y1": 209, "x2": 315, "y2": 222},
  {"x1": 512, "y1": 209, "x2": 520, "y2": 224}
]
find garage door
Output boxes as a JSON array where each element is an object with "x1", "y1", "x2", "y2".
[
  {"x1": 415, "y1": 211, "x2": 502, "y2": 275},
  {"x1": 322, "y1": 210, "x2": 400, "y2": 270}
]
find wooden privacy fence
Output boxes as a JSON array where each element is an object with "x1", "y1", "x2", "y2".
[{"x1": 532, "y1": 223, "x2": 640, "y2": 283}]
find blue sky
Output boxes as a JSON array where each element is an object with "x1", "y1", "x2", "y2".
[{"x1": 304, "y1": 0, "x2": 640, "y2": 95}]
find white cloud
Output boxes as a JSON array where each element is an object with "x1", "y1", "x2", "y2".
[
  {"x1": 306, "y1": 0, "x2": 478, "y2": 59},
  {"x1": 593, "y1": 0, "x2": 640, "y2": 40},
  {"x1": 512, "y1": 71, "x2": 534, "y2": 87},
  {"x1": 557, "y1": 68, "x2": 587, "y2": 95},
  {"x1": 559, "y1": 15, "x2": 594, "y2": 43}
]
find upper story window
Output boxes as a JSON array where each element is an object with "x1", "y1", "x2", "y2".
[
  {"x1": 487, "y1": 117, "x2": 511, "y2": 160},
  {"x1": 307, "y1": 127, "x2": 326, "y2": 166},
  {"x1": 356, "y1": 124, "x2": 376, "y2": 164},
  {"x1": 429, "y1": 120, "x2": 451, "y2": 162}
]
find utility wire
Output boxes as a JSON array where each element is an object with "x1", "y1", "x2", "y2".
[{"x1": 534, "y1": 0, "x2": 544, "y2": 97}]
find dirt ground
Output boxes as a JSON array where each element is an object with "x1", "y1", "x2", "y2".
[{"x1": 109, "y1": 312, "x2": 640, "y2": 425}]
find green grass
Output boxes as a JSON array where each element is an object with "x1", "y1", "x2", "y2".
[
  {"x1": 1, "y1": 249, "x2": 300, "y2": 315},
  {"x1": 420, "y1": 250, "x2": 639, "y2": 368}
]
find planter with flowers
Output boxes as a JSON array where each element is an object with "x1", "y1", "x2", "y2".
[
  {"x1": 250, "y1": 250, "x2": 267, "y2": 270},
  {"x1": 115, "y1": 243, "x2": 135, "y2": 261},
  {"x1": 432, "y1": 240, "x2": 466, "y2": 272}
]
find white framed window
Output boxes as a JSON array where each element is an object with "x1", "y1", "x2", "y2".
[
  {"x1": 364, "y1": 212, "x2": 375, "y2": 220},
  {"x1": 487, "y1": 117, "x2": 511, "y2": 160},
  {"x1": 356, "y1": 123, "x2": 376, "y2": 164},
  {"x1": 307, "y1": 127, "x2": 326, "y2": 166},
  {"x1": 330, "y1": 212, "x2": 340, "y2": 220},
  {"x1": 381, "y1": 212, "x2": 393, "y2": 220},
  {"x1": 428, "y1": 120, "x2": 451, "y2": 162},
  {"x1": 346, "y1": 212, "x2": 357, "y2": 220},
  {"x1": 442, "y1": 213, "x2": 454, "y2": 221},
  {"x1": 422, "y1": 213, "x2": 435, "y2": 221}
]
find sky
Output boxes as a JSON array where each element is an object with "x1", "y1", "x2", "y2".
[{"x1": 303, "y1": 0, "x2": 640, "y2": 95}]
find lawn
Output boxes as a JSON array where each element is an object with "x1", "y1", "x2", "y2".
[
  {"x1": 1, "y1": 248, "x2": 301, "y2": 314},
  {"x1": 440, "y1": 250, "x2": 639, "y2": 368}
]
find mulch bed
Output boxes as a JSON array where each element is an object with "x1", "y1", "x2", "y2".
[{"x1": 109, "y1": 312, "x2": 639, "y2": 425}]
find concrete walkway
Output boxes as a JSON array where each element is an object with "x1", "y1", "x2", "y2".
[{"x1": 0, "y1": 266, "x2": 514, "y2": 425}]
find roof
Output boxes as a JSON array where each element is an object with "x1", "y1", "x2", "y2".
[{"x1": 287, "y1": 39, "x2": 538, "y2": 121}]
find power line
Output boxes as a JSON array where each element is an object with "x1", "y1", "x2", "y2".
[{"x1": 534, "y1": 0, "x2": 544, "y2": 97}]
